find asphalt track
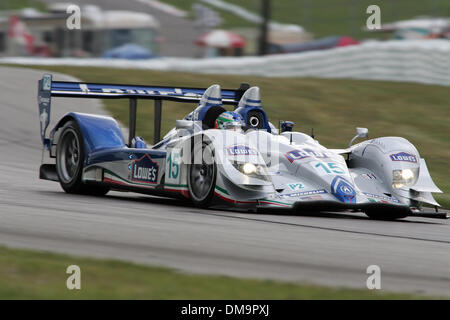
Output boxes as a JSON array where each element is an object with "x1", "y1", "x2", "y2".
[{"x1": 0, "y1": 67, "x2": 449, "y2": 297}]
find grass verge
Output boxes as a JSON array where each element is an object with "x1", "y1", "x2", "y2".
[
  {"x1": 0, "y1": 0, "x2": 46, "y2": 11},
  {"x1": 21, "y1": 65, "x2": 450, "y2": 208},
  {"x1": 0, "y1": 245, "x2": 432, "y2": 299},
  {"x1": 163, "y1": 0, "x2": 450, "y2": 39},
  {"x1": 224, "y1": 0, "x2": 450, "y2": 39}
]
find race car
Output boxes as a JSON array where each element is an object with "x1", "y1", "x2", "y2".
[{"x1": 38, "y1": 74, "x2": 446, "y2": 220}]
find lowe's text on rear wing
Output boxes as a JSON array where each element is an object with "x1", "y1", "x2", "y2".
[{"x1": 38, "y1": 74, "x2": 250, "y2": 146}]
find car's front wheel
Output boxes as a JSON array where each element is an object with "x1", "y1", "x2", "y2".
[{"x1": 187, "y1": 141, "x2": 216, "y2": 207}]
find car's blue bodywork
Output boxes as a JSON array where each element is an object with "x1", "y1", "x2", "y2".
[
  {"x1": 37, "y1": 74, "x2": 253, "y2": 188},
  {"x1": 51, "y1": 112, "x2": 126, "y2": 163}
]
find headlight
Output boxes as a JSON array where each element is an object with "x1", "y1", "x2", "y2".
[
  {"x1": 231, "y1": 161, "x2": 271, "y2": 182},
  {"x1": 242, "y1": 163, "x2": 257, "y2": 175},
  {"x1": 392, "y1": 168, "x2": 419, "y2": 189},
  {"x1": 401, "y1": 168, "x2": 414, "y2": 180}
]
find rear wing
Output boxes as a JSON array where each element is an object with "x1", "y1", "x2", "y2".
[{"x1": 38, "y1": 74, "x2": 250, "y2": 146}]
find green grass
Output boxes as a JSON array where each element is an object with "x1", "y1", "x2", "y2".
[
  {"x1": 225, "y1": 0, "x2": 450, "y2": 39},
  {"x1": 0, "y1": 245, "x2": 434, "y2": 299},
  {"x1": 163, "y1": 0, "x2": 450, "y2": 39},
  {"x1": 23, "y1": 65, "x2": 450, "y2": 208},
  {"x1": 163, "y1": 0, "x2": 256, "y2": 29},
  {"x1": 0, "y1": 0, "x2": 46, "y2": 11}
]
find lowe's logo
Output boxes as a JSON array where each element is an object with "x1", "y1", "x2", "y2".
[
  {"x1": 285, "y1": 148, "x2": 332, "y2": 163},
  {"x1": 227, "y1": 145, "x2": 257, "y2": 156},
  {"x1": 131, "y1": 154, "x2": 159, "y2": 184},
  {"x1": 390, "y1": 152, "x2": 417, "y2": 163}
]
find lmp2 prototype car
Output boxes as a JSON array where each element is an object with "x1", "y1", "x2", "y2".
[{"x1": 38, "y1": 74, "x2": 445, "y2": 220}]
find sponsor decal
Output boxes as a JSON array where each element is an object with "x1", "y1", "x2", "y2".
[
  {"x1": 285, "y1": 149, "x2": 309, "y2": 162},
  {"x1": 99, "y1": 87, "x2": 199, "y2": 98},
  {"x1": 363, "y1": 192, "x2": 400, "y2": 203},
  {"x1": 285, "y1": 148, "x2": 332, "y2": 163},
  {"x1": 287, "y1": 183, "x2": 304, "y2": 191},
  {"x1": 331, "y1": 176, "x2": 356, "y2": 203},
  {"x1": 299, "y1": 195, "x2": 323, "y2": 201},
  {"x1": 227, "y1": 145, "x2": 258, "y2": 156},
  {"x1": 279, "y1": 189, "x2": 327, "y2": 198},
  {"x1": 361, "y1": 173, "x2": 377, "y2": 180},
  {"x1": 42, "y1": 74, "x2": 52, "y2": 91},
  {"x1": 39, "y1": 109, "x2": 48, "y2": 137},
  {"x1": 131, "y1": 154, "x2": 159, "y2": 184},
  {"x1": 38, "y1": 96, "x2": 50, "y2": 105},
  {"x1": 70, "y1": 84, "x2": 204, "y2": 99},
  {"x1": 389, "y1": 152, "x2": 417, "y2": 163}
]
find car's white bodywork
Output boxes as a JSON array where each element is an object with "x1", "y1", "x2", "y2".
[{"x1": 159, "y1": 85, "x2": 442, "y2": 218}]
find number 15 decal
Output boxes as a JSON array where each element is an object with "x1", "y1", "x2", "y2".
[
  {"x1": 311, "y1": 161, "x2": 345, "y2": 175},
  {"x1": 166, "y1": 148, "x2": 181, "y2": 183}
]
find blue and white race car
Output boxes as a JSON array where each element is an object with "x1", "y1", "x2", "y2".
[{"x1": 38, "y1": 74, "x2": 445, "y2": 220}]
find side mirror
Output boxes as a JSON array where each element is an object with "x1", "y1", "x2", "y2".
[
  {"x1": 280, "y1": 121, "x2": 294, "y2": 133},
  {"x1": 349, "y1": 127, "x2": 369, "y2": 148},
  {"x1": 356, "y1": 127, "x2": 368, "y2": 138}
]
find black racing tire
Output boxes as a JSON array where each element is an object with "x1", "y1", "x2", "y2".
[
  {"x1": 364, "y1": 211, "x2": 408, "y2": 220},
  {"x1": 56, "y1": 120, "x2": 109, "y2": 196},
  {"x1": 187, "y1": 141, "x2": 217, "y2": 207}
]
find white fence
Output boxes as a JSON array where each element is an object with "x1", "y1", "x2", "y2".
[{"x1": 1, "y1": 40, "x2": 449, "y2": 86}]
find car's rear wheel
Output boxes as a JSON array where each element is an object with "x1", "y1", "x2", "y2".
[
  {"x1": 56, "y1": 121, "x2": 109, "y2": 196},
  {"x1": 187, "y1": 141, "x2": 216, "y2": 207}
]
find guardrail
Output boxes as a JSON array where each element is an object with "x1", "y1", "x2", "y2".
[{"x1": 1, "y1": 40, "x2": 449, "y2": 86}]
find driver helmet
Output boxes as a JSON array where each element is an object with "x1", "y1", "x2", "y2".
[{"x1": 214, "y1": 111, "x2": 244, "y2": 130}]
